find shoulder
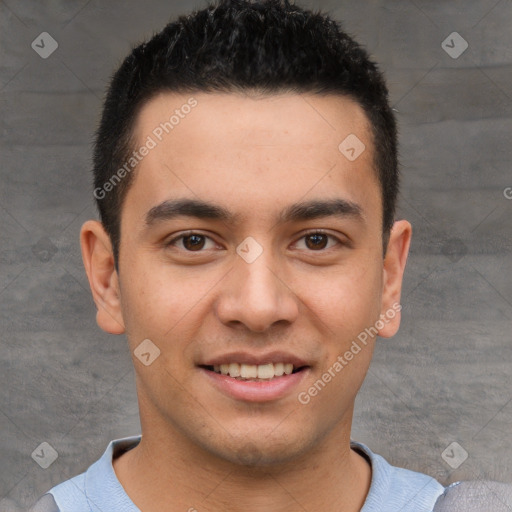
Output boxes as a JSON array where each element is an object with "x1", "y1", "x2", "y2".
[
  {"x1": 351, "y1": 440, "x2": 445, "y2": 511},
  {"x1": 29, "y1": 493, "x2": 61, "y2": 512},
  {"x1": 31, "y1": 435, "x2": 142, "y2": 512},
  {"x1": 352, "y1": 440, "x2": 512, "y2": 512},
  {"x1": 432, "y1": 480, "x2": 512, "y2": 511},
  {"x1": 30, "y1": 473, "x2": 87, "y2": 512}
]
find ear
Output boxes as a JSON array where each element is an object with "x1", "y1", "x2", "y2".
[
  {"x1": 377, "y1": 220, "x2": 412, "y2": 338},
  {"x1": 80, "y1": 220, "x2": 125, "y2": 335}
]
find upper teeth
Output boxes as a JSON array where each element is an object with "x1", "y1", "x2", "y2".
[{"x1": 213, "y1": 363, "x2": 294, "y2": 379}]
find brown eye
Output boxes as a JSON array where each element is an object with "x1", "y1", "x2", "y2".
[
  {"x1": 305, "y1": 233, "x2": 329, "y2": 250},
  {"x1": 294, "y1": 231, "x2": 341, "y2": 251},
  {"x1": 182, "y1": 234, "x2": 206, "y2": 251},
  {"x1": 167, "y1": 233, "x2": 216, "y2": 251}
]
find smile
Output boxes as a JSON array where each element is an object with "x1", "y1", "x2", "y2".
[
  {"x1": 206, "y1": 362, "x2": 304, "y2": 380},
  {"x1": 199, "y1": 363, "x2": 310, "y2": 402}
]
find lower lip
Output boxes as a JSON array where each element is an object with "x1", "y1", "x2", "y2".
[{"x1": 200, "y1": 367, "x2": 310, "y2": 402}]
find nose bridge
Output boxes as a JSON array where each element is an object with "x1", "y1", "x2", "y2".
[
  {"x1": 215, "y1": 236, "x2": 298, "y2": 332},
  {"x1": 240, "y1": 249, "x2": 279, "y2": 302}
]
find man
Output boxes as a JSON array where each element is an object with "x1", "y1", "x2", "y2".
[{"x1": 31, "y1": 1, "x2": 512, "y2": 511}]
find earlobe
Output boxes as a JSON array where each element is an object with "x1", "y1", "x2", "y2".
[
  {"x1": 80, "y1": 220, "x2": 125, "y2": 335},
  {"x1": 377, "y1": 220, "x2": 412, "y2": 338}
]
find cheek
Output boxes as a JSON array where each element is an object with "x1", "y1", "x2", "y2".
[
  {"x1": 119, "y1": 257, "x2": 217, "y2": 343},
  {"x1": 298, "y1": 256, "x2": 383, "y2": 335},
  {"x1": 119, "y1": 259, "x2": 170, "y2": 341}
]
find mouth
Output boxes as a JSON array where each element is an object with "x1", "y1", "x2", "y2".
[
  {"x1": 198, "y1": 359, "x2": 311, "y2": 402},
  {"x1": 200, "y1": 362, "x2": 309, "y2": 381}
]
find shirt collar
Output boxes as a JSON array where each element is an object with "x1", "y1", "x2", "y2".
[{"x1": 84, "y1": 435, "x2": 395, "y2": 511}]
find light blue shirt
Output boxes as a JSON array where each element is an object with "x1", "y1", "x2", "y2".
[{"x1": 34, "y1": 435, "x2": 446, "y2": 511}]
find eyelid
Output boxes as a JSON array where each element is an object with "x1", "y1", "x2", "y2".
[
  {"x1": 165, "y1": 230, "x2": 219, "y2": 249},
  {"x1": 166, "y1": 229, "x2": 347, "y2": 251},
  {"x1": 292, "y1": 228, "x2": 346, "y2": 250}
]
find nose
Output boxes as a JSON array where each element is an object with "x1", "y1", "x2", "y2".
[{"x1": 214, "y1": 247, "x2": 299, "y2": 333}]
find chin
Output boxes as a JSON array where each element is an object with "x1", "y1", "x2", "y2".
[{"x1": 203, "y1": 430, "x2": 312, "y2": 468}]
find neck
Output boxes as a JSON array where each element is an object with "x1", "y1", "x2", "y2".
[{"x1": 113, "y1": 414, "x2": 371, "y2": 512}]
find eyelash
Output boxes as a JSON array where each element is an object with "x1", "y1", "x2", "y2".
[{"x1": 166, "y1": 230, "x2": 345, "y2": 252}]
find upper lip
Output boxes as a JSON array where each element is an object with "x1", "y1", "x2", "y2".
[{"x1": 199, "y1": 351, "x2": 310, "y2": 368}]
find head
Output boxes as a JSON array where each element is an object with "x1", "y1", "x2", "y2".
[
  {"x1": 82, "y1": 0, "x2": 411, "y2": 467},
  {"x1": 92, "y1": 0, "x2": 399, "y2": 265}
]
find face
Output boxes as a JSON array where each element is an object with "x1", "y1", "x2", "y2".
[{"x1": 82, "y1": 91, "x2": 410, "y2": 466}]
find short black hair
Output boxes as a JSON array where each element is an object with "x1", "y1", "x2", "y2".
[{"x1": 93, "y1": 0, "x2": 398, "y2": 266}]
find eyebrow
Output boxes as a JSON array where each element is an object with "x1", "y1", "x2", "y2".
[{"x1": 145, "y1": 197, "x2": 364, "y2": 226}]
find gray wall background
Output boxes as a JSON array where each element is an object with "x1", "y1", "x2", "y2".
[{"x1": 1, "y1": 0, "x2": 511, "y2": 510}]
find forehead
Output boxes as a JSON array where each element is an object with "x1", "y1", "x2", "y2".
[
  {"x1": 125, "y1": 91, "x2": 380, "y2": 228},
  {"x1": 135, "y1": 90, "x2": 371, "y2": 151}
]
